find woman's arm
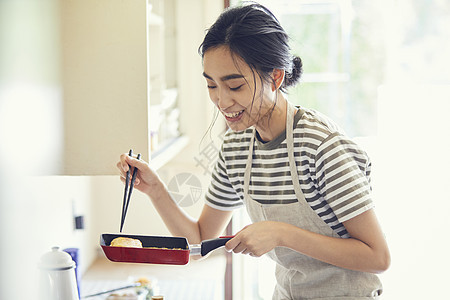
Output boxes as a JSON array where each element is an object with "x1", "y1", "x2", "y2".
[
  {"x1": 225, "y1": 208, "x2": 390, "y2": 274},
  {"x1": 149, "y1": 182, "x2": 233, "y2": 243},
  {"x1": 117, "y1": 153, "x2": 232, "y2": 244}
]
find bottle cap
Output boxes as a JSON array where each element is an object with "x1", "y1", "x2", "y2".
[{"x1": 39, "y1": 246, "x2": 75, "y2": 270}]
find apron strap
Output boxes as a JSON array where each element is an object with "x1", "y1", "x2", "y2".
[
  {"x1": 243, "y1": 128, "x2": 255, "y2": 196},
  {"x1": 285, "y1": 104, "x2": 308, "y2": 204},
  {"x1": 244, "y1": 102, "x2": 307, "y2": 204}
]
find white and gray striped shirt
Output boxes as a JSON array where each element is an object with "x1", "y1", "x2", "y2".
[{"x1": 205, "y1": 107, "x2": 374, "y2": 238}]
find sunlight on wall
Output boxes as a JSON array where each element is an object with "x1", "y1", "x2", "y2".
[
  {"x1": 0, "y1": 0, "x2": 63, "y2": 298},
  {"x1": 376, "y1": 84, "x2": 450, "y2": 299},
  {"x1": 0, "y1": 85, "x2": 63, "y2": 174}
]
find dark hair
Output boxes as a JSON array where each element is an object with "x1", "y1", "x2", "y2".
[{"x1": 198, "y1": 3, "x2": 302, "y2": 92}]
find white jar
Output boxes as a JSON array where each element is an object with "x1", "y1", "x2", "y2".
[{"x1": 39, "y1": 246, "x2": 79, "y2": 300}]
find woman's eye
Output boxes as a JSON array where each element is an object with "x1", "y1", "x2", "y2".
[
  {"x1": 207, "y1": 85, "x2": 217, "y2": 89},
  {"x1": 230, "y1": 84, "x2": 244, "y2": 91}
]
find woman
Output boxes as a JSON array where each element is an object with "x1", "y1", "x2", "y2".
[{"x1": 117, "y1": 3, "x2": 390, "y2": 299}]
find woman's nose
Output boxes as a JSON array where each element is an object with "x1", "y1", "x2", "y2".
[{"x1": 217, "y1": 88, "x2": 234, "y2": 110}]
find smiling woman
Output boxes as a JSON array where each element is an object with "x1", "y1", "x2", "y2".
[
  {"x1": 116, "y1": 3, "x2": 390, "y2": 300},
  {"x1": 199, "y1": 8, "x2": 303, "y2": 140},
  {"x1": 202, "y1": 46, "x2": 288, "y2": 140}
]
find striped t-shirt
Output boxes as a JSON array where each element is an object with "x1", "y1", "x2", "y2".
[{"x1": 205, "y1": 107, "x2": 374, "y2": 238}]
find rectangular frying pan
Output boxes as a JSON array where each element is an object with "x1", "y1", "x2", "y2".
[{"x1": 100, "y1": 233, "x2": 232, "y2": 265}]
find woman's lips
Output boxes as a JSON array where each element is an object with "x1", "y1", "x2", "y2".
[{"x1": 223, "y1": 110, "x2": 244, "y2": 122}]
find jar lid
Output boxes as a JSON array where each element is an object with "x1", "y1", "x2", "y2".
[{"x1": 39, "y1": 246, "x2": 75, "y2": 270}]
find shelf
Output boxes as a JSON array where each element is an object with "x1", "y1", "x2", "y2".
[{"x1": 149, "y1": 135, "x2": 189, "y2": 170}]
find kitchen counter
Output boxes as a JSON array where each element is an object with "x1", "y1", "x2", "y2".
[{"x1": 81, "y1": 249, "x2": 227, "y2": 299}]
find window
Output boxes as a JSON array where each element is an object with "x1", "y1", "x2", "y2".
[
  {"x1": 229, "y1": 0, "x2": 450, "y2": 299},
  {"x1": 231, "y1": 0, "x2": 386, "y2": 137}
]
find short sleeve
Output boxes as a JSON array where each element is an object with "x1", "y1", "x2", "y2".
[
  {"x1": 205, "y1": 144, "x2": 244, "y2": 211},
  {"x1": 315, "y1": 133, "x2": 374, "y2": 223}
]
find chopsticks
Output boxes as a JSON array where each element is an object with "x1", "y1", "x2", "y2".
[{"x1": 120, "y1": 149, "x2": 141, "y2": 232}]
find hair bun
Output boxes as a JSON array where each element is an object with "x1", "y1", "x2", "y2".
[{"x1": 284, "y1": 56, "x2": 303, "y2": 88}]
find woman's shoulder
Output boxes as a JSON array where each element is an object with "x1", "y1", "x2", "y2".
[
  {"x1": 293, "y1": 107, "x2": 345, "y2": 150},
  {"x1": 293, "y1": 107, "x2": 360, "y2": 156},
  {"x1": 223, "y1": 127, "x2": 254, "y2": 145},
  {"x1": 297, "y1": 107, "x2": 346, "y2": 136}
]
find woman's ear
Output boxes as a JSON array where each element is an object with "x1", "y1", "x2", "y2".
[{"x1": 271, "y1": 69, "x2": 285, "y2": 91}]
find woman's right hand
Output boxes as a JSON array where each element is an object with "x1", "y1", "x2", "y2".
[
  {"x1": 117, "y1": 153, "x2": 234, "y2": 245},
  {"x1": 116, "y1": 153, "x2": 164, "y2": 198}
]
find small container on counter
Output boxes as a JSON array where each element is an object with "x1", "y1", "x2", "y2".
[
  {"x1": 134, "y1": 277, "x2": 155, "y2": 299},
  {"x1": 105, "y1": 288, "x2": 148, "y2": 300}
]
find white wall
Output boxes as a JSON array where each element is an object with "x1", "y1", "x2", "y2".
[
  {"x1": 374, "y1": 84, "x2": 450, "y2": 299},
  {"x1": 61, "y1": 0, "x2": 150, "y2": 175},
  {"x1": 0, "y1": 0, "x2": 64, "y2": 299},
  {"x1": 1, "y1": 1, "x2": 225, "y2": 299}
]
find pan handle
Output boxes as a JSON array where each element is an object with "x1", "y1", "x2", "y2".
[{"x1": 201, "y1": 236, "x2": 234, "y2": 256}]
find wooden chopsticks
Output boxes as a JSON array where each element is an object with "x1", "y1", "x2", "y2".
[{"x1": 120, "y1": 149, "x2": 141, "y2": 232}]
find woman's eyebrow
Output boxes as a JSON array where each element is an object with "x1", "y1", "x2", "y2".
[{"x1": 202, "y1": 72, "x2": 245, "y2": 82}]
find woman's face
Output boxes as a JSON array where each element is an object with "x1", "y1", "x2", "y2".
[{"x1": 202, "y1": 46, "x2": 274, "y2": 132}]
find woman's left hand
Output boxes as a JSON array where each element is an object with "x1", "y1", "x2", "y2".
[{"x1": 224, "y1": 221, "x2": 284, "y2": 257}]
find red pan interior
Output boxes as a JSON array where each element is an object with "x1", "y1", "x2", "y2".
[{"x1": 100, "y1": 233, "x2": 190, "y2": 265}]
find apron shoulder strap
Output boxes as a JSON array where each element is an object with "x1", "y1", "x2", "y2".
[{"x1": 286, "y1": 104, "x2": 308, "y2": 204}]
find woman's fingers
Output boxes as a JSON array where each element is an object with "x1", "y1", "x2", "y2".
[
  {"x1": 226, "y1": 240, "x2": 255, "y2": 256},
  {"x1": 242, "y1": 249, "x2": 252, "y2": 255},
  {"x1": 117, "y1": 161, "x2": 127, "y2": 175},
  {"x1": 118, "y1": 152, "x2": 147, "y2": 175},
  {"x1": 225, "y1": 236, "x2": 249, "y2": 255},
  {"x1": 224, "y1": 236, "x2": 238, "y2": 252},
  {"x1": 125, "y1": 154, "x2": 151, "y2": 173},
  {"x1": 117, "y1": 152, "x2": 157, "y2": 195},
  {"x1": 118, "y1": 168, "x2": 141, "y2": 185},
  {"x1": 225, "y1": 222, "x2": 279, "y2": 257}
]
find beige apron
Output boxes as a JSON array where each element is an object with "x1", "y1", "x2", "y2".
[{"x1": 243, "y1": 104, "x2": 382, "y2": 299}]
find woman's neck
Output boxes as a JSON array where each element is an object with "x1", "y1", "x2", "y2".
[{"x1": 254, "y1": 94, "x2": 289, "y2": 142}]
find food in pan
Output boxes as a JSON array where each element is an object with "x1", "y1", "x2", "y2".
[
  {"x1": 110, "y1": 237, "x2": 143, "y2": 248},
  {"x1": 144, "y1": 246, "x2": 185, "y2": 250},
  {"x1": 108, "y1": 236, "x2": 187, "y2": 250}
]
